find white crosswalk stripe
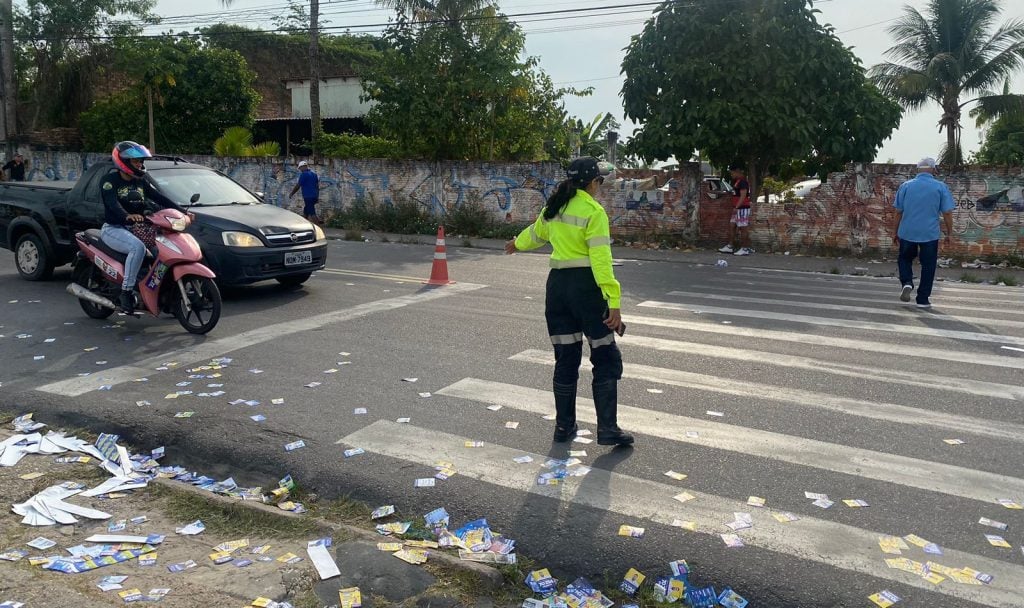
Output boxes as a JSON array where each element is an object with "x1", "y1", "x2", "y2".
[
  {"x1": 720, "y1": 269, "x2": 1024, "y2": 301},
  {"x1": 340, "y1": 420, "x2": 1024, "y2": 608},
  {"x1": 439, "y1": 377, "x2": 1024, "y2": 500},
  {"x1": 682, "y1": 284, "x2": 1024, "y2": 316},
  {"x1": 615, "y1": 334, "x2": 1024, "y2": 400},
  {"x1": 505, "y1": 351, "x2": 1024, "y2": 439},
  {"x1": 625, "y1": 314, "x2": 1024, "y2": 369},
  {"x1": 638, "y1": 301, "x2": 1024, "y2": 345},
  {"x1": 664, "y1": 291, "x2": 1024, "y2": 329}
]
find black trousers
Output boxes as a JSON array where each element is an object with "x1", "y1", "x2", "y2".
[{"x1": 545, "y1": 268, "x2": 623, "y2": 386}]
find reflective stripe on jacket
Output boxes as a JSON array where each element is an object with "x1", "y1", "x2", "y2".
[{"x1": 514, "y1": 189, "x2": 621, "y2": 308}]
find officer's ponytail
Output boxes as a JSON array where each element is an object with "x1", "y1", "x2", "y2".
[{"x1": 543, "y1": 179, "x2": 578, "y2": 221}]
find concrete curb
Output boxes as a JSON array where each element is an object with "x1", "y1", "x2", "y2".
[{"x1": 153, "y1": 476, "x2": 506, "y2": 589}]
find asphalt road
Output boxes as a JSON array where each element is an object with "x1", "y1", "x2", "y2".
[{"x1": 2, "y1": 239, "x2": 1023, "y2": 608}]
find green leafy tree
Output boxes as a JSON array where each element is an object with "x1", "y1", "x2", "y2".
[
  {"x1": 622, "y1": 0, "x2": 901, "y2": 199},
  {"x1": 14, "y1": 0, "x2": 158, "y2": 130},
  {"x1": 81, "y1": 38, "x2": 260, "y2": 154},
  {"x1": 870, "y1": 0, "x2": 1024, "y2": 167},
  {"x1": 364, "y1": 1, "x2": 580, "y2": 160},
  {"x1": 975, "y1": 112, "x2": 1024, "y2": 165}
]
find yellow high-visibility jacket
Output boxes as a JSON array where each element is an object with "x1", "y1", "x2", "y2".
[{"x1": 514, "y1": 189, "x2": 621, "y2": 309}]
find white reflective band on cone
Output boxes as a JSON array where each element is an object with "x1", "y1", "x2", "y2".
[
  {"x1": 437, "y1": 239, "x2": 446, "y2": 246},
  {"x1": 434, "y1": 253, "x2": 447, "y2": 260}
]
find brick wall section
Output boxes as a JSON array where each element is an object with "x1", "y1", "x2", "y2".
[{"x1": 12, "y1": 151, "x2": 1023, "y2": 256}]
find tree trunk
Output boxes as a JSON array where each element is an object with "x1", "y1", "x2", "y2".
[
  {"x1": 147, "y1": 85, "x2": 156, "y2": 153},
  {"x1": 0, "y1": 0, "x2": 16, "y2": 157},
  {"x1": 308, "y1": 0, "x2": 322, "y2": 159},
  {"x1": 747, "y1": 161, "x2": 760, "y2": 208}
]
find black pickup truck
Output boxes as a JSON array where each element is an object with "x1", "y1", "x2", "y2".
[{"x1": 0, "y1": 157, "x2": 327, "y2": 286}]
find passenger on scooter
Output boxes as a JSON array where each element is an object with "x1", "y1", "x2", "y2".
[{"x1": 100, "y1": 141, "x2": 187, "y2": 313}]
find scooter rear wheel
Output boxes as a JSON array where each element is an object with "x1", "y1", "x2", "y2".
[
  {"x1": 72, "y1": 261, "x2": 115, "y2": 320},
  {"x1": 173, "y1": 275, "x2": 221, "y2": 334}
]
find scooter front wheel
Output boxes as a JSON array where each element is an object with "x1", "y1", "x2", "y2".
[{"x1": 173, "y1": 275, "x2": 221, "y2": 334}]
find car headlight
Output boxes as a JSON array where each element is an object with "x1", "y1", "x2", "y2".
[
  {"x1": 169, "y1": 217, "x2": 188, "y2": 232},
  {"x1": 222, "y1": 231, "x2": 263, "y2": 247},
  {"x1": 314, "y1": 225, "x2": 326, "y2": 240}
]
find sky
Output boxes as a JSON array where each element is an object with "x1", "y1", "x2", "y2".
[{"x1": 145, "y1": 0, "x2": 1024, "y2": 164}]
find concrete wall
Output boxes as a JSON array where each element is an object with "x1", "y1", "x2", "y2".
[
  {"x1": 737, "y1": 164, "x2": 1024, "y2": 256},
  {"x1": 11, "y1": 150, "x2": 1023, "y2": 256}
]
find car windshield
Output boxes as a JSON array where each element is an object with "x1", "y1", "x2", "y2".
[{"x1": 149, "y1": 168, "x2": 260, "y2": 206}]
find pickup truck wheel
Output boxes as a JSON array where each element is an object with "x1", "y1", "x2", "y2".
[
  {"x1": 15, "y1": 233, "x2": 54, "y2": 281},
  {"x1": 276, "y1": 272, "x2": 312, "y2": 288}
]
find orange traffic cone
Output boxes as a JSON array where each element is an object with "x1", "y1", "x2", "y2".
[{"x1": 425, "y1": 226, "x2": 455, "y2": 285}]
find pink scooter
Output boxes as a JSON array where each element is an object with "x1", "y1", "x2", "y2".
[{"x1": 68, "y1": 201, "x2": 221, "y2": 334}]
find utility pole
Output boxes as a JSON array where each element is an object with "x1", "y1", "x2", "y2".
[
  {"x1": 308, "y1": 0, "x2": 322, "y2": 159},
  {"x1": 0, "y1": 0, "x2": 17, "y2": 158}
]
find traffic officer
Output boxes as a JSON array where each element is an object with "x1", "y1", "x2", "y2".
[{"x1": 505, "y1": 156, "x2": 633, "y2": 447}]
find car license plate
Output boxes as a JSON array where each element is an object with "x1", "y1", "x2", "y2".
[{"x1": 284, "y1": 251, "x2": 312, "y2": 266}]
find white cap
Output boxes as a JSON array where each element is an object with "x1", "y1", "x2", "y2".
[
  {"x1": 917, "y1": 157, "x2": 937, "y2": 169},
  {"x1": 297, "y1": 160, "x2": 309, "y2": 168}
]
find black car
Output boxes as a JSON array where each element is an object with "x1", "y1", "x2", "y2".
[{"x1": 0, "y1": 157, "x2": 327, "y2": 286}]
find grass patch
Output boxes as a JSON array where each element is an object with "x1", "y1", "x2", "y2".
[
  {"x1": 343, "y1": 225, "x2": 364, "y2": 241},
  {"x1": 829, "y1": 266, "x2": 841, "y2": 274},
  {"x1": 327, "y1": 195, "x2": 528, "y2": 240},
  {"x1": 151, "y1": 484, "x2": 324, "y2": 539},
  {"x1": 960, "y1": 273, "x2": 983, "y2": 283},
  {"x1": 307, "y1": 493, "x2": 373, "y2": 526},
  {"x1": 994, "y1": 273, "x2": 1019, "y2": 286}
]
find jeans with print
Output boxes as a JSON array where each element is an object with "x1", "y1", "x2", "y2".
[{"x1": 101, "y1": 224, "x2": 146, "y2": 290}]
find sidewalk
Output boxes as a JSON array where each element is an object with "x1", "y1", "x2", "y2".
[{"x1": 326, "y1": 228, "x2": 1024, "y2": 286}]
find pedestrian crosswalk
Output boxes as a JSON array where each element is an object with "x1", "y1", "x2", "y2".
[
  {"x1": 337, "y1": 270, "x2": 1024, "y2": 607},
  {"x1": 342, "y1": 420, "x2": 1024, "y2": 608}
]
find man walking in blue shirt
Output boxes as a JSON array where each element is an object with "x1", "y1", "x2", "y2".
[
  {"x1": 892, "y1": 158, "x2": 955, "y2": 309},
  {"x1": 289, "y1": 160, "x2": 321, "y2": 225}
]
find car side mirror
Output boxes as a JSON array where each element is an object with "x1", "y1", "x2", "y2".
[
  {"x1": 255, "y1": 192, "x2": 264, "y2": 200},
  {"x1": 190, "y1": 193, "x2": 201, "y2": 203}
]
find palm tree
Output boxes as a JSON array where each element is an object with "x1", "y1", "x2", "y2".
[
  {"x1": 213, "y1": 127, "x2": 281, "y2": 157},
  {"x1": 870, "y1": 0, "x2": 1024, "y2": 166},
  {"x1": 376, "y1": 0, "x2": 492, "y2": 24},
  {"x1": 220, "y1": 0, "x2": 322, "y2": 157}
]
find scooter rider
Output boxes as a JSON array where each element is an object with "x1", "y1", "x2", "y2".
[{"x1": 100, "y1": 141, "x2": 187, "y2": 313}]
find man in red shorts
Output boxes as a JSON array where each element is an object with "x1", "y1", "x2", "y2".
[{"x1": 719, "y1": 165, "x2": 754, "y2": 256}]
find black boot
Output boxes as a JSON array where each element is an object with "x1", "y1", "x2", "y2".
[
  {"x1": 594, "y1": 379, "x2": 634, "y2": 447},
  {"x1": 552, "y1": 381, "x2": 578, "y2": 442},
  {"x1": 118, "y1": 289, "x2": 136, "y2": 314}
]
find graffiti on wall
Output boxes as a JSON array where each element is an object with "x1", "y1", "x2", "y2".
[
  {"x1": 17, "y1": 150, "x2": 1020, "y2": 255},
  {"x1": 748, "y1": 164, "x2": 1024, "y2": 255}
]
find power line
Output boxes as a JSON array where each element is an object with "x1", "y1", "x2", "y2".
[{"x1": 16, "y1": 1, "x2": 670, "y2": 42}]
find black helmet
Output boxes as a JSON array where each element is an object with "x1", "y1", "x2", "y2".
[
  {"x1": 567, "y1": 156, "x2": 614, "y2": 186},
  {"x1": 112, "y1": 141, "x2": 153, "y2": 177}
]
